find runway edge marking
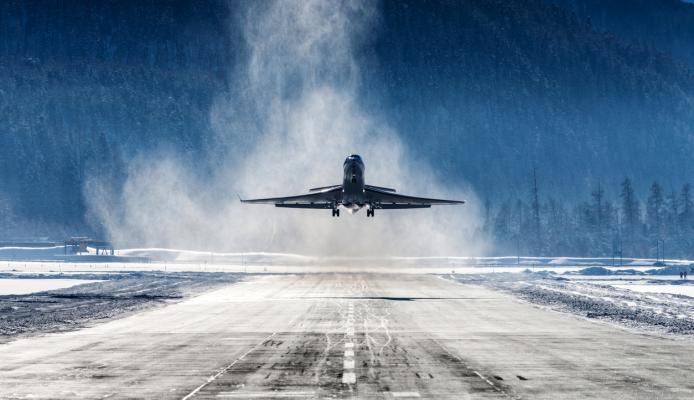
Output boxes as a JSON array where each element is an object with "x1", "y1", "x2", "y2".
[{"x1": 181, "y1": 331, "x2": 278, "y2": 400}]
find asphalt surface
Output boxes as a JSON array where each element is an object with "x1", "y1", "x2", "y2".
[{"x1": 1, "y1": 273, "x2": 693, "y2": 399}]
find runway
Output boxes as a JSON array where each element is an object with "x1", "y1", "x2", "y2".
[{"x1": 1, "y1": 273, "x2": 693, "y2": 399}]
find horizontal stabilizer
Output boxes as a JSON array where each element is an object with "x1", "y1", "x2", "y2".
[
  {"x1": 365, "y1": 185, "x2": 396, "y2": 192},
  {"x1": 309, "y1": 184, "x2": 342, "y2": 192}
]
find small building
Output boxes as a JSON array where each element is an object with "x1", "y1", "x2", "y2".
[{"x1": 64, "y1": 237, "x2": 114, "y2": 255}]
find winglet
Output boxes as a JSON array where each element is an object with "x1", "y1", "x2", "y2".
[{"x1": 237, "y1": 193, "x2": 245, "y2": 203}]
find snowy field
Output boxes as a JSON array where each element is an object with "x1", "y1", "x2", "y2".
[
  {"x1": 447, "y1": 272, "x2": 694, "y2": 336},
  {"x1": 0, "y1": 261, "x2": 667, "y2": 275},
  {"x1": 0, "y1": 278, "x2": 101, "y2": 295},
  {"x1": 2, "y1": 245, "x2": 693, "y2": 269},
  {"x1": 2, "y1": 246, "x2": 693, "y2": 275},
  {"x1": 612, "y1": 283, "x2": 694, "y2": 297},
  {"x1": 0, "y1": 271, "x2": 242, "y2": 341}
]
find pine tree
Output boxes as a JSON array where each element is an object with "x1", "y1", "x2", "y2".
[
  {"x1": 590, "y1": 184, "x2": 616, "y2": 255},
  {"x1": 591, "y1": 184, "x2": 604, "y2": 231},
  {"x1": 493, "y1": 200, "x2": 512, "y2": 251},
  {"x1": 646, "y1": 181, "x2": 664, "y2": 238},
  {"x1": 530, "y1": 168, "x2": 542, "y2": 254},
  {"x1": 680, "y1": 183, "x2": 693, "y2": 230},
  {"x1": 620, "y1": 177, "x2": 641, "y2": 256}
]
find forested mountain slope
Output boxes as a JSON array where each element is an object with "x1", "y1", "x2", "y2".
[
  {"x1": 552, "y1": 0, "x2": 694, "y2": 68},
  {"x1": 366, "y1": 0, "x2": 694, "y2": 201},
  {"x1": 2, "y1": 0, "x2": 694, "y2": 257},
  {"x1": 0, "y1": 0, "x2": 233, "y2": 235}
]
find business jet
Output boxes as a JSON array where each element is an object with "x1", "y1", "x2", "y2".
[{"x1": 241, "y1": 154, "x2": 464, "y2": 217}]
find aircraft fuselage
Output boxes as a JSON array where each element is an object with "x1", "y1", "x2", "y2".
[{"x1": 342, "y1": 154, "x2": 366, "y2": 213}]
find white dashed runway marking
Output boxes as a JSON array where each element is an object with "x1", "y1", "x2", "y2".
[
  {"x1": 390, "y1": 392, "x2": 421, "y2": 398},
  {"x1": 343, "y1": 301, "x2": 356, "y2": 386},
  {"x1": 215, "y1": 391, "x2": 316, "y2": 398},
  {"x1": 342, "y1": 372, "x2": 356, "y2": 384}
]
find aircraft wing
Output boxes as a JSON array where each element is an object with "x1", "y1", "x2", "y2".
[
  {"x1": 240, "y1": 187, "x2": 341, "y2": 209},
  {"x1": 365, "y1": 187, "x2": 464, "y2": 208}
]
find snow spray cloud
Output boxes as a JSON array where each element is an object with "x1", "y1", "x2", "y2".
[{"x1": 87, "y1": 0, "x2": 488, "y2": 257}]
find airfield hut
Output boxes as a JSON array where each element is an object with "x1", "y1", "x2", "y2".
[
  {"x1": 64, "y1": 237, "x2": 89, "y2": 254},
  {"x1": 90, "y1": 241, "x2": 115, "y2": 256},
  {"x1": 64, "y1": 237, "x2": 114, "y2": 255}
]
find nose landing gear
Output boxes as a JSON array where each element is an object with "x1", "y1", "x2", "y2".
[
  {"x1": 366, "y1": 208, "x2": 375, "y2": 217},
  {"x1": 332, "y1": 208, "x2": 340, "y2": 217}
]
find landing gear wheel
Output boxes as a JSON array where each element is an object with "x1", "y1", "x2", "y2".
[
  {"x1": 332, "y1": 208, "x2": 340, "y2": 217},
  {"x1": 367, "y1": 208, "x2": 374, "y2": 217}
]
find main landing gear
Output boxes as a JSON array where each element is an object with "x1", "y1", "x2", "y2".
[
  {"x1": 366, "y1": 208, "x2": 375, "y2": 217},
  {"x1": 332, "y1": 208, "x2": 340, "y2": 217}
]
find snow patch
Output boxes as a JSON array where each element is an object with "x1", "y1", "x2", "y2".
[{"x1": 0, "y1": 278, "x2": 101, "y2": 295}]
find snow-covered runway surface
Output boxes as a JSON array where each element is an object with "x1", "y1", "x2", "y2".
[{"x1": 1, "y1": 273, "x2": 693, "y2": 399}]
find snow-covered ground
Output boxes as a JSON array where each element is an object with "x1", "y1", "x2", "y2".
[
  {"x1": 447, "y1": 272, "x2": 694, "y2": 336},
  {"x1": 0, "y1": 278, "x2": 101, "y2": 295},
  {"x1": 0, "y1": 246, "x2": 66, "y2": 260},
  {"x1": 0, "y1": 250, "x2": 692, "y2": 275},
  {"x1": 0, "y1": 272, "x2": 242, "y2": 340},
  {"x1": 0, "y1": 261, "x2": 671, "y2": 275},
  {"x1": 3, "y1": 245, "x2": 694, "y2": 269},
  {"x1": 0, "y1": 245, "x2": 147, "y2": 262},
  {"x1": 612, "y1": 283, "x2": 694, "y2": 297}
]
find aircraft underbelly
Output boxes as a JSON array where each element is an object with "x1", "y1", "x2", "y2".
[{"x1": 341, "y1": 202, "x2": 364, "y2": 214}]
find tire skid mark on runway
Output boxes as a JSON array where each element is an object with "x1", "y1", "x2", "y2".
[
  {"x1": 431, "y1": 338, "x2": 518, "y2": 399},
  {"x1": 377, "y1": 313, "x2": 392, "y2": 356},
  {"x1": 182, "y1": 307, "x2": 310, "y2": 399},
  {"x1": 474, "y1": 371, "x2": 502, "y2": 391},
  {"x1": 181, "y1": 331, "x2": 278, "y2": 400},
  {"x1": 188, "y1": 298, "x2": 352, "y2": 398},
  {"x1": 314, "y1": 299, "x2": 340, "y2": 382},
  {"x1": 350, "y1": 275, "x2": 512, "y2": 399},
  {"x1": 313, "y1": 330, "x2": 332, "y2": 385}
]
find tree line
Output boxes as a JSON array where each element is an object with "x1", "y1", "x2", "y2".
[{"x1": 482, "y1": 173, "x2": 694, "y2": 259}]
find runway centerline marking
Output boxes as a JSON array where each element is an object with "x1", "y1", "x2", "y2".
[
  {"x1": 390, "y1": 392, "x2": 421, "y2": 398},
  {"x1": 342, "y1": 301, "x2": 356, "y2": 386},
  {"x1": 215, "y1": 392, "x2": 315, "y2": 398},
  {"x1": 181, "y1": 332, "x2": 278, "y2": 400},
  {"x1": 342, "y1": 372, "x2": 356, "y2": 384}
]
